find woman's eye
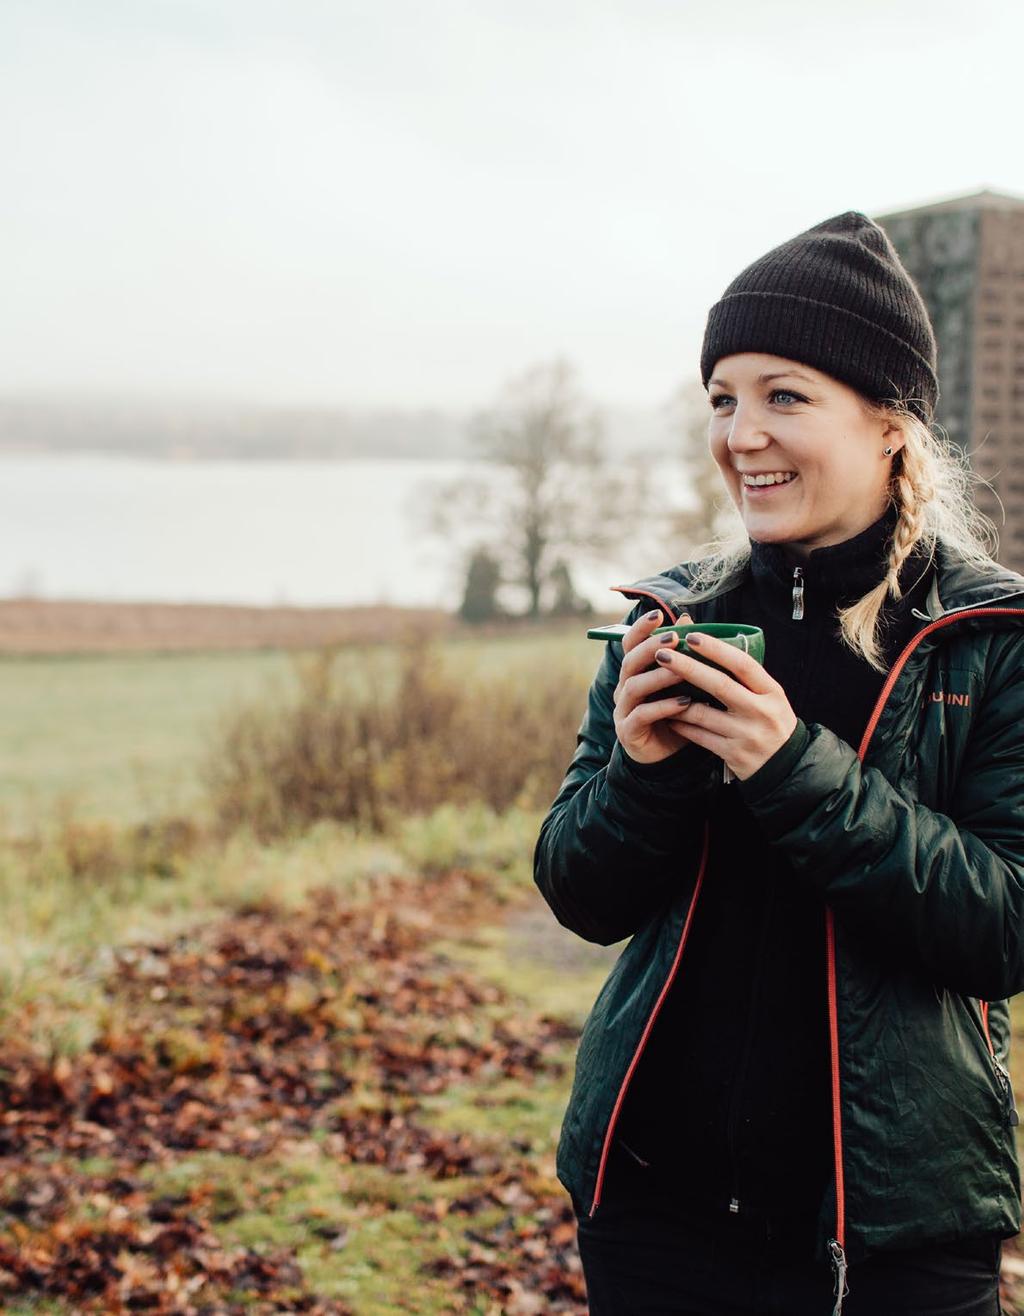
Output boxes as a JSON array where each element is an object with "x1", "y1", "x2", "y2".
[{"x1": 709, "y1": 389, "x2": 806, "y2": 411}]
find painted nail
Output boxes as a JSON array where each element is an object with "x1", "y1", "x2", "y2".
[
  {"x1": 655, "y1": 649, "x2": 674, "y2": 664},
  {"x1": 676, "y1": 696, "x2": 692, "y2": 706},
  {"x1": 685, "y1": 633, "x2": 704, "y2": 648},
  {"x1": 644, "y1": 609, "x2": 662, "y2": 622}
]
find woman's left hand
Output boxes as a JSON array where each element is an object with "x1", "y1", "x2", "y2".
[{"x1": 656, "y1": 633, "x2": 798, "y2": 782}]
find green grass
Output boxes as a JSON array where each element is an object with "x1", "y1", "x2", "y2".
[
  {"x1": 5, "y1": 1145, "x2": 516, "y2": 1315},
  {"x1": 2, "y1": 1302, "x2": 68, "y2": 1314},
  {"x1": 0, "y1": 621, "x2": 609, "y2": 1312},
  {"x1": 133, "y1": 1151, "x2": 477, "y2": 1313},
  {"x1": 0, "y1": 624, "x2": 598, "y2": 828},
  {"x1": 0, "y1": 650, "x2": 295, "y2": 826},
  {"x1": 0, "y1": 804, "x2": 550, "y2": 1058}
]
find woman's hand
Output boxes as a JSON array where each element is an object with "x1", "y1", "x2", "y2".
[
  {"x1": 654, "y1": 632, "x2": 797, "y2": 781},
  {"x1": 613, "y1": 608, "x2": 698, "y2": 764}
]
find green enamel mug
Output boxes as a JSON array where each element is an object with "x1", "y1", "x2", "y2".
[
  {"x1": 650, "y1": 623, "x2": 765, "y2": 705},
  {"x1": 586, "y1": 621, "x2": 765, "y2": 705}
]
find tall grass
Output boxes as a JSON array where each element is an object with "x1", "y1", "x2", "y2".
[
  {"x1": 203, "y1": 643, "x2": 590, "y2": 840},
  {"x1": 0, "y1": 636, "x2": 596, "y2": 1050}
]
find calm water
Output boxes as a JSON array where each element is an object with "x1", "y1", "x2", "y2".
[{"x1": 2, "y1": 453, "x2": 695, "y2": 609}]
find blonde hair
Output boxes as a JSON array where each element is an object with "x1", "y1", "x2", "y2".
[{"x1": 687, "y1": 403, "x2": 1000, "y2": 673}]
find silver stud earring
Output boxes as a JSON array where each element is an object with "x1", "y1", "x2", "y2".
[{"x1": 883, "y1": 446, "x2": 894, "y2": 456}]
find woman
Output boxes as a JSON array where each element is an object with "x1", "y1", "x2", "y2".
[{"x1": 534, "y1": 212, "x2": 1024, "y2": 1315}]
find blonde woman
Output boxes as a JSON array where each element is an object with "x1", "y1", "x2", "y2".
[{"x1": 535, "y1": 212, "x2": 1024, "y2": 1315}]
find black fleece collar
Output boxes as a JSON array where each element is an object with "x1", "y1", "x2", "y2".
[{"x1": 749, "y1": 503, "x2": 931, "y2": 608}]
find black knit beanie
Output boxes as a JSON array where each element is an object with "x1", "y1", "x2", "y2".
[{"x1": 700, "y1": 211, "x2": 939, "y2": 423}]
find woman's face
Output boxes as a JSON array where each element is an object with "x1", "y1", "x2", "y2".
[{"x1": 707, "y1": 353, "x2": 903, "y2": 557}]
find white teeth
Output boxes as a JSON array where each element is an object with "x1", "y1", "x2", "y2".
[{"x1": 742, "y1": 472, "x2": 795, "y2": 487}]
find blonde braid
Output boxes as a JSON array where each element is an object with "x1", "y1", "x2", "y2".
[{"x1": 836, "y1": 417, "x2": 937, "y2": 671}]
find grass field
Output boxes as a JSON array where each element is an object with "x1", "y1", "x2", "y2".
[
  {"x1": 0, "y1": 622, "x2": 613, "y2": 1311},
  {"x1": 0, "y1": 622, "x2": 598, "y2": 827}
]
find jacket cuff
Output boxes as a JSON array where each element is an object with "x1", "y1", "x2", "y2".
[
  {"x1": 607, "y1": 739, "x2": 717, "y2": 795},
  {"x1": 737, "y1": 720, "x2": 811, "y2": 806}
]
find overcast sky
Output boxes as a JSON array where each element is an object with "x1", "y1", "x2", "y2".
[{"x1": 3, "y1": 0, "x2": 1023, "y2": 410}]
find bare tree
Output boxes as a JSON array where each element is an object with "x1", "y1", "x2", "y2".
[{"x1": 430, "y1": 359, "x2": 648, "y2": 619}]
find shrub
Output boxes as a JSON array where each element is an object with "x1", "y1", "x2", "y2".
[{"x1": 203, "y1": 643, "x2": 589, "y2": 840}]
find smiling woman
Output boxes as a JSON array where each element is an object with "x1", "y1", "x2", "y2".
[
  {"x1": 534, "y1": 211, "x2": 1024, "y2": 1316},
  {"x1": 706, "y1": 359, "x2": 900, "y2": 554}
]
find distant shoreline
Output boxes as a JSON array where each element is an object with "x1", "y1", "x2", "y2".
[
  {"x1": 0, "y1": 599, "x2": 607, "y2": 655},
  {"x1": 0, "y1": 599, "x2": 454, "y2": 654}
]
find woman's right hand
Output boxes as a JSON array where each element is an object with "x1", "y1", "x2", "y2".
[{"x1": 613, "y1": 608, "x2": 695, "y2": 764}]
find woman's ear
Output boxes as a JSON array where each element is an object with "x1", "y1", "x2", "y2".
[{"x1": 881, "y1": 416, "x2": 906, "y2": 456}]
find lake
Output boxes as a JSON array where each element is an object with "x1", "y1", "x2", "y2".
[{"x1": 1, "y1": 453, "x2": 693, "y2": 609}]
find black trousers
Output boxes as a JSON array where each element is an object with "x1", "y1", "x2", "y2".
[{"x1": 575, "y1": 1140, "x2": 1003, "y2": 1316}]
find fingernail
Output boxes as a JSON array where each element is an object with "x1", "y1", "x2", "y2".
[
  {"x1": 685, "y1": 633, "x2": 703, "y2": 648},
  {"x1": 676, "y1": 696, "x2": 692, "y2": 706},
  {"x1": 645, "y1": 609, "x2": 661, "y2": 622},
  {"x1": 655, "y1": 649, "x2": 673, "y2": 664}
]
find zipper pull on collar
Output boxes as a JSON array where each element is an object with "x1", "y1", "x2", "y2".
[{"x1": 792, "y1": 566, "x2": 805, "y2": 621}]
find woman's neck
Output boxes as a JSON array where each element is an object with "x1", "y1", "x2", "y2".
[{"x1": 770, "y1": 501, "x2": 897, "y2": 567}]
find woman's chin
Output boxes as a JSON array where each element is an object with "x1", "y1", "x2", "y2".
[{"x1": 741, "y1": 515, "x2": 799, "y2": 544}]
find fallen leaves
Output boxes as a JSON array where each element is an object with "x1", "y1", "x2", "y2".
[{"x1": 0, "y1": 867, "x2": 586, "y2": 1312}]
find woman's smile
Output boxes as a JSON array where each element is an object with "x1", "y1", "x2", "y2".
[{"x1": 740, "y1": 471, "x2": 799, "y2": 496}]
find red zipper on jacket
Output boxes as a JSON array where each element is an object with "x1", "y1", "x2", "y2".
[
  {"x1": 588, "y1": 823, "x2": 710, "y2": 1215},
  {"x1": 587, "y1": 584, "x2": 687, "y2": 1216},
  {"x1": 823, "y1": 603, "x2": 1024, "y2": 1301}
]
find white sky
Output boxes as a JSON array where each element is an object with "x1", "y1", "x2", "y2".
[{"x1": 2, "y1": 0, "x2": 1022, "y2": 409}]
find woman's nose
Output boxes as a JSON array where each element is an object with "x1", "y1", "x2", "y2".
[{"x1": 726, "y1": 406, "x2": 770, "y2": 452}]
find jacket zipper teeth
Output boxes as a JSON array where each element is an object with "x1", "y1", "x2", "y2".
[
  {"x1": 792, "y1": 566, "x2": 805, "y2": 620},
  {"x1": 821, "y1": 602, "x2": 1024, "y2": 1309},
  {"x1": 588, "y1": 825, "x2": 710, "y2": 1215},
  {"x1": 976, "y1": 999, "x2": 1016, "y2": 1127},
  {"x1": 825, "y1": 910, "x2": 846, "y2": 1306},
  {"x1": 993, "y1": 1060, "x2": 1019, "y2": 1126}
]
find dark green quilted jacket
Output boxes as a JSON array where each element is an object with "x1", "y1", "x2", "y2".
[{"x1": 534, "y1": 540, "x2": 1024, "y2": 1276}]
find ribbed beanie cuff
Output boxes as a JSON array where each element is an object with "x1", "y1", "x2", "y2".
[{"x1": 700, "y1": 212, "x2": 939, "y2": 423}]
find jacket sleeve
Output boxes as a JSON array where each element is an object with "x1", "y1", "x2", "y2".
[
  {"x1": 533, "y1": 618, "x2": 721, "y2": 946},
  {"x1": 737, "y1": 643, "x2": 1024, "y2": 1000}
]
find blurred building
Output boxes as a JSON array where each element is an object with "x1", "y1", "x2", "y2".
[{"x1": 877, "y1": 190, "x2": 1024, "y2": 573}]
